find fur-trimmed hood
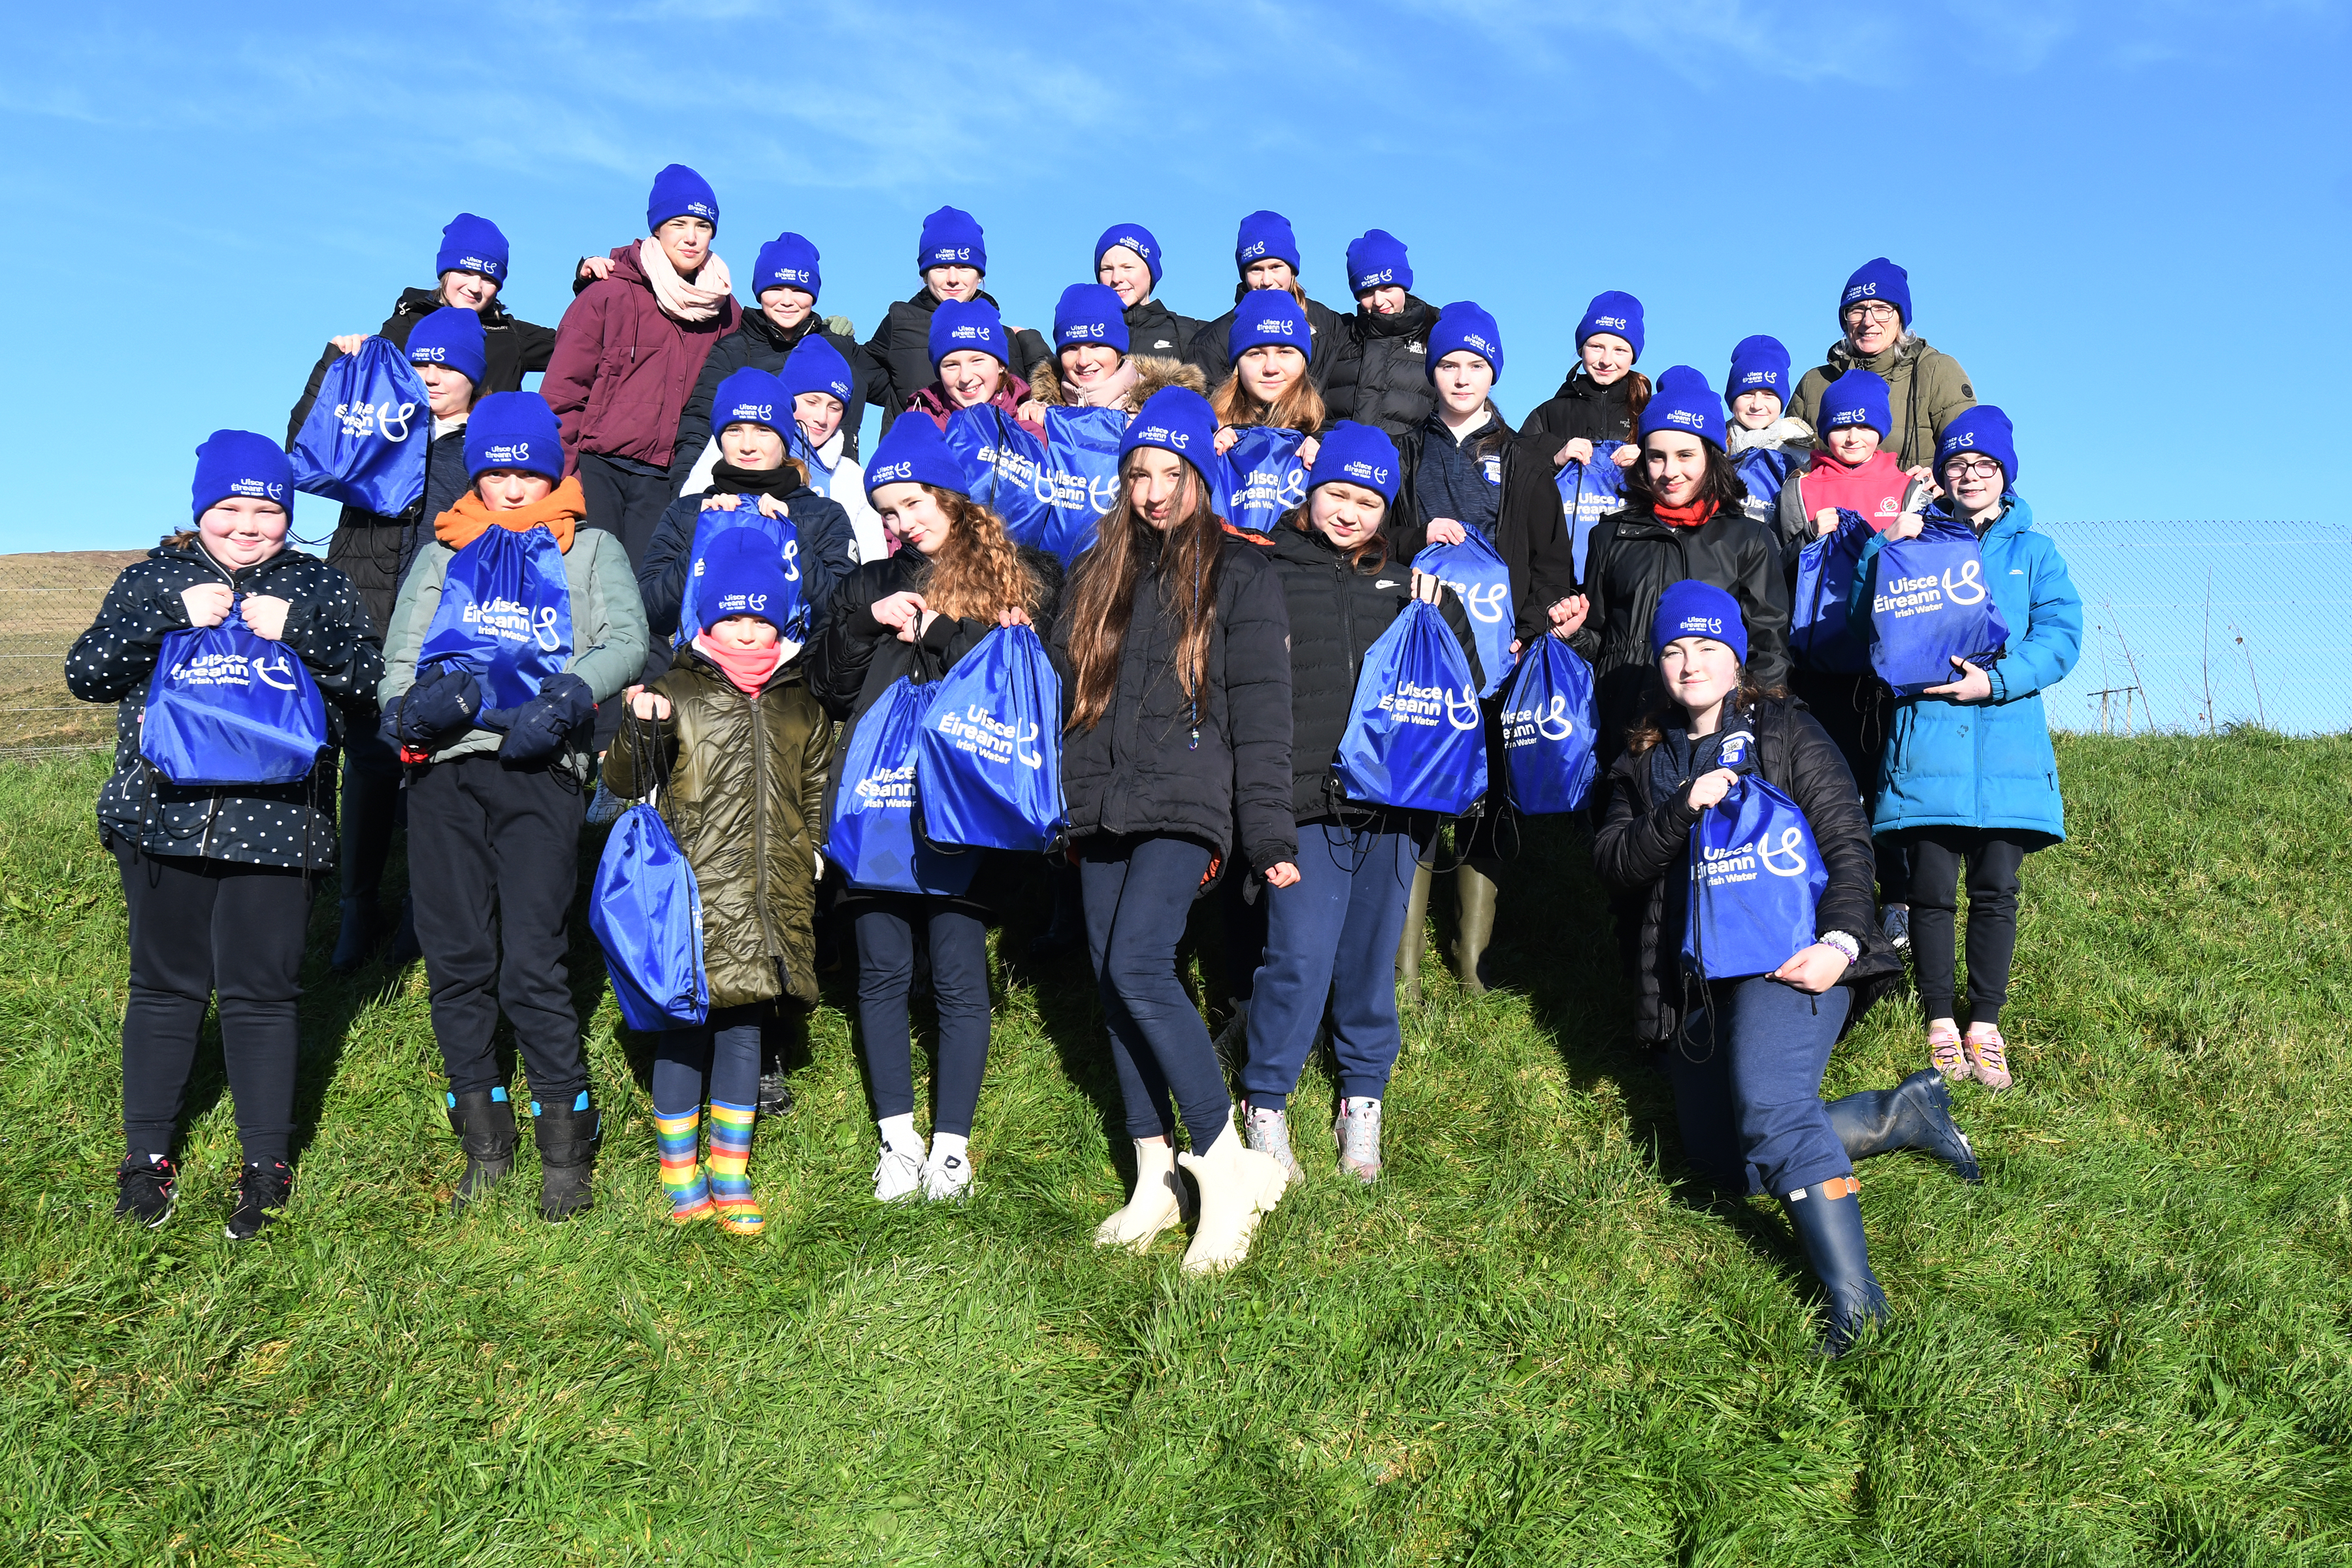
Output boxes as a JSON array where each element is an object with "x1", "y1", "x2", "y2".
[{"x1": 1023, "y1": 352, "x2": 1204, "y2": 414}]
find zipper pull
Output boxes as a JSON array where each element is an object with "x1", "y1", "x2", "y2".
[{"x1": 1188, "y1": 725, "x2": 1200, "y2": 751}]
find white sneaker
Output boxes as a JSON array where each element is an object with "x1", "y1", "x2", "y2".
[
  {"x1": 1243, "y1": 1103, "x2": 1301, "y2": 1188},
  {"x1": 1334, "y1": 1097, "x2": 1384, "y2": 1184},
  {"x1": 921, "y1": 1147, "x2": 973, "y2": 1201},
  {"x1": 873, "y1": 1143, "x2": 925, "y2": 1203}
]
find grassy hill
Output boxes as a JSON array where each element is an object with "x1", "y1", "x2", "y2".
[{"x1": 2, "y1": 731, "x2": 2347, "y2": 1565}]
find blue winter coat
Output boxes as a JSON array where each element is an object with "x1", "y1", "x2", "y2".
[{"x1": 1850, "y1": 495, "x2": 2082, "y2": 843}]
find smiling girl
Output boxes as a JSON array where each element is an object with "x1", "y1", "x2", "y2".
[
  {"x1": 1519, "y1": 290, "x2": 1650, "y2": 474},
  {"x1": 69, "y1": 432, "x2": 380, "y2": 1239},
  {"x1": 904, "y1": 298, "x2": 1045, "y2": 440}
]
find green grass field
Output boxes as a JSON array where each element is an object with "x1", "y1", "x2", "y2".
[{"x1": 3, "y1": 732, "x2": 2348, "y2": 1565}]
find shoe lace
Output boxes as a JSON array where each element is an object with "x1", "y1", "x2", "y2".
[
  {"x1": 1247, "y1": 1107, "x2": 1295, "y2": 1164},
  {"x1": 1340, "y1": 1099, "x2": 1383, "y2": 1162},
  {"x1": 1927, "y1": 1026, "x2": 1965, "y2": 1073},
  {"x1": 1968, "y1": 1028, "x2": 2008, "y2": 1071},
  {"x1": 238, "y1": 1162, "x2": 291, "y2": 1208}
]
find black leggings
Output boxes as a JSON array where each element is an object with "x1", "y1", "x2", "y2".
[
  {"x1": 1904, "y1": 829, "x2": 2028, "y2": 1027},
  {"x1": 115, "y1": 843, "x2": 314, "y2": 1164},
  {"x1": 1081, "y1": 836, "x2": 1231, "y2": 1150},
  {"x1": 854, "y1": 896, "x2": 993, "y2": 1137}
]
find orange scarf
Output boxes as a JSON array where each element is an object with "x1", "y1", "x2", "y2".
[
  {"x1": 434, "y1": 476, "x2": 585, "y2": 553},
  {"x1": 1653, "y1": 497, "x2": 1720, "y2": 530}
]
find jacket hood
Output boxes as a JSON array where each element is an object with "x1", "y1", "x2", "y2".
[
  {"x1": 602, "y1": 242, "x2": 652, "y2": 289},
  {"x1": 1028, "y1": 352, "x2": 1205, "y2": 411},
  {"x1": 1355, "y1": 295, "x2": 1438, "y2": 337},
  {"x1": 742, "y1": 308, "x2": 824, "y2": 353},
  {"x1": 1926, "y1": 491, "x2": 2033, "y2": 543},
  {"x1": 1726, "y1": 416, "x2": 1812, "y2": 454},
  {"x1": 1825, "y1": 335, "x2": 1930, "y2": 377},
  {"x1": 903, "y1": 286, "x2": 1004, "y2": 318},
  {"x1": 146, "y1": 536, "x2": 310, "y2": 585},
  {"x1": 396, "y1": 285, "x2": 514, "y2": 327},
  {"x1": 1548, "y1": 365, "x2": 1636, "y2": 404}
]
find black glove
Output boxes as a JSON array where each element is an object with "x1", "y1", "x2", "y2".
[
  {"x1": 495, "y1": 672, "x2": 596, "y2": 765},
  {"x1": 381, "y1": 665, "x2": 482, "y2": 751}
]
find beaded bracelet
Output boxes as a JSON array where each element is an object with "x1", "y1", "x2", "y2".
[{"x1": 1817, "y1": 930, "x2": 1861, "y2": 963}]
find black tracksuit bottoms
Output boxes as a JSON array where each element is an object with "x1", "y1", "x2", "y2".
[
  {"x1": 114, "y1": 842, "x2": 315, "y2": 1164},
  {"x1": 406, "y1": 755, "x2": 589, "y2": 1103}
]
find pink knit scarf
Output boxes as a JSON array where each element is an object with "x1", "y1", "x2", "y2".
[{"x1": 640, "y1": 237, "x2": 732, "y2": 323}]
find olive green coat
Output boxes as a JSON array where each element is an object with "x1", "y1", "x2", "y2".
[
  {"x1": 601, "y1": 647, "x2": 835, "y2": 1009},
  {"x1": 1787, "y1": 335, "x2": 1976, "y2": 471}
]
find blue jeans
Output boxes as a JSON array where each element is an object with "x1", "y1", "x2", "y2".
[
  {"x1": 651, "y1": 1005, "x2": 763, "y2": 1120},
  {"x1": 854, "y1": 897, "x2": 992, "y2": 1136},
  {"x1": 1665, "y1": 976, "x2": 1853, "y2": 1198},
  {"x1": 1079, "y1": 835, "x2": 1230, "y2": 1150},
  {"x1": 1241, "y1": 819, "x2": 1427, "y2": 1111}
]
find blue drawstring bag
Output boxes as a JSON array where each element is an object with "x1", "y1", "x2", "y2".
[
  {"x1": 1554, "y1": 440, "x2": 1628, "y2": 584},
  {"x1": 1866, "y1": 515, "x2": 2012, "y2": 694},
  {"x1": 1733, "y1": 444, "x2": 1802, "y2": 528},
  {"x1": 1224, "y1": 427, "x2": 1309, "y2": 534},
  {"x1": 140, "y1": 610, "x2": 330, "y2": 787},
  {"x1": 915, "y1": 624, "x2": 1064, "y2": 853},
  {"x1": 288, "y1": 337, "x2": 431, "y2": 516},
  {"x1": 674, "y1": 509, "x2": 805, "y2": 648},
  {"x1": 1036, "y1": 406, "x2": 1126, "y2": 561},
  {"x1": 1411, "y1": 532, "x2": 1514, "y2": 698},
  {"x1": 1499, "y1": 636, "x2": 1599, "y2": 815},
  {"x1": 1790, "y1": 508, "x2": 1874, "y2": 674},
  {"x1": 416, "y1": 525, "x2": 574, "y2": 708},
  {"x1": 1682, "y1": 774, "x2": 1829, "y2": 981},
  {"x1": 940, "y1": 406, "x2": 1049, "y2": 545},
  {"x1": 589, "y1": 802, "x2": 708, "y2": 1031},
  {"x1": 827, "y1": 677, "x2": 981, "y2": 896},
  {"x1": 1335, "y1": 599, "x2": 1488, "y2": 815}
]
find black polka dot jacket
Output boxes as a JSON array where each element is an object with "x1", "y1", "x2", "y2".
[{"x1": 65, "y1": 538, "x2": 384, "y2": 870}]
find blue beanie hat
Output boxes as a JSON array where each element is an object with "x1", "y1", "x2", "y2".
[
  {"x1": 1639, "y1": 366, "x2": 1726, "y2": 449},
  {"x1": 1053, "y1": 283, "x2": 1130, "y2": 356},
  {"x1": 1345, "y1": 229, "x2": 1413, "y2": 295},
  {"x1": 928, "y1": 298, "x2": 1007, "y2": 370},
  {"x1": 191, "y1": 430, "x2": 293, "y2": 519},
  {"x1": 917, "y1": 205, "x2": 987, "y2": 274},
  {"x1": 1119, "y1": 385, "x2": 1218, "y2": 474},
  {"x1": 1306, "y1": 421, "x2": 1402, "y2": 506},
  {"x1": 749, "y1": 232, "x2": 822, "y2": 302},
  {"x1": 646, "y1": 163, "x2": 719, "y2": 232},
  {"x1": 1936, "y1": 404, "x2": 2018, "y2": 487},
  {"x1": 1818, "y1": 368, "x2": 1893, "y2": 438},
  {"x1": 1575, "y1": 291, "x2": 1645, "y2": 359},
  {"x1": 1235, "y1": 210, "x2": 1301, "y2": 274},
  {"x1": 1571, "y1": 291, "x2": 1646, "y2": 359},
  {"x1": 711, "y1": 368, "x2": 788, "y2": 437},
  {"x1": 1840, "y1": 257, "x2": 1911, "y2": 326},
  {"x1": 1426, "y1": 301, "x2": 1504, "y2": 383},
  {"x1": 1094, "y1": 223, "x2": 1162, "y2": 288},
  {"x1": 781, "y1": 333, "x2": 855, "y2": 407},
  {"x1": 407, "y1": 306, "x2": 488, "y2": 387},
  {"x1": 865, "y1": 412, "x2": 973, "y2": 499},
  {"x1": 1228, "y1": 289, "x2": 1312, "y2": 365},
  {"x1": 464, "y1": 391, "x2": 564, "y2": 481},
  {"x1": 1652, "y1": 580, "x2": 1749, "y2": 665},
  {"x1": 697, "y1": 527, "x2": 796, "y2": 631},
  {"x1": 1723, "y1": 335, "x2": 1791, "y2": 407},
  {"x1": 434, "y1": 213, "x2": 508, "y2": 284}
]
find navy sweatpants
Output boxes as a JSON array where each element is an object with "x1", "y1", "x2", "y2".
[
  {"x1": 1080, "y1": 835, "x2": 1230, "y2": 1151},
  {"x1": 1241, "y1": 819, "x2": 1426, "y2": 1111},
  {"x1": 1666, "y1": 975, "x2": 1854, "y2": 1199}
]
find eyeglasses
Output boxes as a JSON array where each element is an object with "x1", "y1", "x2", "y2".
[
  {"x1": 1842, "y1": 303, "x2": 1901, "y2": 325},
  {"x1": 1942, "y1": 458, "x2": 2003, "y2": 480}
]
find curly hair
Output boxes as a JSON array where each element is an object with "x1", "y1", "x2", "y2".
[{"x1": 906, "y1": 485, "x2": 1048, "y2": 623}]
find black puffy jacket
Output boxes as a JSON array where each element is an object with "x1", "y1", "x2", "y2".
[
  {"x1": 668, "y1": 310, "x2": 877, "y2": 486},
  {"x1": 1518, "y1": 367, "x2": 1639, "y2": 448},
  {"x1": 1265, "y1": 523, "x2": 1483, "y2": 821},
  {"x1": 67, "y1": 540, "x2": 383, "y2": 871},
  {"x1": 861, "y1": 289, "x2": 1051, "y2": 439},
  {"x1": 1124, "y1": 297, "x2": 1204, "y2": 360},
  {"x1": 1572, "y1": 498, "x2": 1791, "y2": 763},
  {"x1": 1054, "y1": 529, "x2": 1296, "y2": 874},
  {"x1": 636, "y1": 476, "x2": 858, "y2": 647},
  {"x1": 808, "y1": 548, "x2": 1066, "y2": 727},
  {"x1": 1592, "y1": 694, "x2": 1900, "y2": 1044},
  {"x1": 286, "y1": 287, "x2": 558, "y2": 445},
  {"x1": 1183, "y1": 287, "x2": 1348, "y2": 389},
  {"x1": 1391, "y1": 423, "x2": 1581, "y2": 645},
  {"x1": 1320, "y1": 297, "x2": 1438, "y2": 439}
]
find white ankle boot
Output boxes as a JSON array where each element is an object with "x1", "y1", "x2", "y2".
[
  {"x1": 1178, "y1": 1112, "x2": 1288, "y2": 1275},
  {"x1": 1093, "y1": 1137, "x2": 1192, "y2": 1250}
]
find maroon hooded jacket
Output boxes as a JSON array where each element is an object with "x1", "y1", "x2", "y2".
[{"x1": 542, "y1": 243, "x2": 740, "y2": 472}]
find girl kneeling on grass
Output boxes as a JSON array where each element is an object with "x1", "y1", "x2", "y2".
[
  {"x1": 1855, "y1": 406, "x2": 2082, "y2": 1092},
  {"x1": 70, "y1": 432, "x2": 380, "y2": 1237},
  {"x1": 602, "y1": 531, "x2": 835, "y2": 1233},
  {"x1": 1593, "y1": 581, "x2": 1906, "y2": 1355},
  {"x1": 1057, "y1": 386, "x2": 1298, "y2": 1275},
  {"x1": 808, "y1": 414, "x2": 1061, "y2": 1203}
]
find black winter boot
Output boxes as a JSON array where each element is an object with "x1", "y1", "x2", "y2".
[
  {"x1": 1782, "y1": 1177, "x2": 1889, "y2": 1356},
  {"x1": 447, "y1": 1088, "x2": 517, "y2": 1213},
  {"x1": 1827, "y1": 1069, "x2": 1981, "y2": 1183},
  {"x1": 532, "y1": 1091, "x2": 601, "y2": 1222}
]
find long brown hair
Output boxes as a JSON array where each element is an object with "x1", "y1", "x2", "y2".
[
  {"x1": 1624, "y1": 667, "x2": 1786, "y2": 757},
  {"x1": 1622, "y1": 436, "x2": 1752, "y2": 516},
  {"x1": 1622, "y1": 369, "x2": 1652, "y2": 433},
  {"x1": 1062, "y1": 453, "x2": 1226, "y2": 733},
  {"x1": 906, "y1": 485, "x2": 1047, "y2": 622},
  {"x1": 1213, "y1": 350, "x2": 1324, "y2": 434}
]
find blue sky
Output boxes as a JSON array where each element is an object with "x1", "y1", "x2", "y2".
[{"x1": 2, "y1": 0, "x2": 2346, "y2": 557}]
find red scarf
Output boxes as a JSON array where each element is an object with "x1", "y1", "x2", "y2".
[
  {"x1": 1654, "y1": 498, "x2": 1719, "y2": 529},
  {"x1": 693, "y1": 632, "x2": 786, "y2": 694}
]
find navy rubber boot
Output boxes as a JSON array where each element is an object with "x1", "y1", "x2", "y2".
[
  {"x1": 1782, "y1": 1177, "x2": 1889, "y2": 1356},
  {"x1": 1827, "y1": 1068, "x2": 1981, "y2": 1183}
]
